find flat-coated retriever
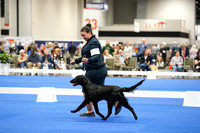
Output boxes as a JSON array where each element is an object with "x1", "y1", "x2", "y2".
[{"x1": 70, "y1": 75, "x2": 145, "y2": 120}]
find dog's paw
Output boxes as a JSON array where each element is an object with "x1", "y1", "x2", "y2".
[
  {"x1": 70, "y1": 110, "x2": 76, "y2": 113},
  {"x1": 102, "y1": 117, "x2": 107, "y2": 120},
  {"x1": 134, "y1": 116, "x2": 138, "y2": 120}
]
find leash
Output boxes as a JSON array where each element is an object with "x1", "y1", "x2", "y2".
[{"x1": 82, "y1": 55, "x2": 86, "y2": 75}]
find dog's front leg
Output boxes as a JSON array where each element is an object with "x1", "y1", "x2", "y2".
[
  {"x1": 71, "y1": 99, "x2": 90, "y2": 113},
  {"x1": 93, "y1": 102, "x2": 105, "y2": 119}
]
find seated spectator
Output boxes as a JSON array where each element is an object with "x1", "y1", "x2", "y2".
[
  {"x1": 18, "y1": 49, "x2": 28, "y2": 68},
  {"x1": 102, "y1": 41, "x2": 114, "y2": 56},
  {"x1": 170, "y1": 50, "x2": 183, "y2": 72},
  {"x1": 149, "y1": 50, "x2": 158, "y2": 71},
  {"x1": 53, "y1": 48, "x2": 64, "y2": 69},
  {"x1": 41, "y1": 49, "x2": 53, "y2": 69},
  {"x1": 194, "y1": 52, "x2": 200, "y2": 72},
  {"x1": 39, "y1": 44, "x2": 45, "y2": 56},
  {"x1": 179, "y1": 43, "x2": 189, "y2": 59},
  {"x1": 190, "y1": 45, "x2": 198, "y2": 59},
  {"x1": 27, "y1": 43, "x2": 38, "y2": 55},
  {"x1": 53, "y1": 41, "x2": 59, "y2": 49},
  {"x1": 27, "y1": 49, "x2": 41, "y2": 69},
  {"x1": 10, "y1": 42, "x2": 17, "y2": 55},
  {"x1": 46, "y1": 42, "x2": 53, "y2": 55},
  {"x1": 123, "y1": 42, "x2": 132, "y2": 58},
  {"x1": 0, "y1": 42, "x2": 4, "y2": 54},
  {"x1": 137, "y1": 48, "x2": 151, "y2": 71},
  {"x1": 103, "y1": 49, "x2": 113, "y2": 63},
  {"x1": 156, "y1": 52, "x2": 164, "y2": 68},
  {"x1": 114, "y1": 49, "x2": 126, "y2": 70}
]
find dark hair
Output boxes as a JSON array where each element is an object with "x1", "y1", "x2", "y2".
[
  {"x1": 174, "y1": 50, "x2": 179, "y2": 55},
  {"x1": 81, "y1": 23, "x2": 93, "y2": 34}
]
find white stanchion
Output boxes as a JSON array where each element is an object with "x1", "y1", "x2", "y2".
[
  {"x1": 36, "y1": 87, "x2": 57, "y2": 102},
  {"x1": 0, "y1": 63, "x2": 10, "y2": 76},
  {"x1": 147, "y1": 72, "x2": 157, "y2": 79},
  {"x1": 183, "y1": 91, "x2": 200, "y2": 107}
]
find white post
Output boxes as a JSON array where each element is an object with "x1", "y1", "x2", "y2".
[
  {"x1": 183, "y1": 91, "x2": 200, "y2": 107},
  {"x1": 36, "y1": 87, "x2": 57, "y2": 102}
]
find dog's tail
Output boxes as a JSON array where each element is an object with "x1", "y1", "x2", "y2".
[{"x1": 120, "y1": 79, "x2": 145, "y2": 92}]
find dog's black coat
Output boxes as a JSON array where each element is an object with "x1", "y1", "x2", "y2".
[{"x1": 70, "y1": 75, "x2": 145, "y2": 120}]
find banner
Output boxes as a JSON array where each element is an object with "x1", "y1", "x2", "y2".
[{"x1": 83, "y1": 9, "x2": 99, "y2": 38}]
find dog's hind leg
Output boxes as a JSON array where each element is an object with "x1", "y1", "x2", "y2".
[
  {"x1": 103, "y1": 98, "x2": 116, "y2": 120},
  {"x1": 71, "y1": 99, "x2": 90, "y2": 113},
  {"x1": 118, "y1": 97, "x2": 138, "y2": 120},
  {"x1": 93, "y1": 102, "x2": 105, "y2": 119}
]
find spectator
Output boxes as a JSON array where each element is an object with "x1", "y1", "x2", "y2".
[
  {"x1": 18, "y1": 49, "x2": 28, "y2": 68},
  {"x1": 53, "y1": 48, "x2": 64, "y2": 69},
  {"x1": 46, "y1": 42, "x2": 53, "y2": 55},
  {"x1": 17, "y1": 42, "x2": 24, "y2": 55},
  {"x1": 137, "y1": 38, "x2": 149, "y2": 56},
  {"x1": 102, "y1": 41, "x2": 114, "y2": 56},
  {"x1": 77, "y1": 41, "x2": 84, "y2": 56},
  {"x1": 179, "y1": 43, "x2": 189, "y2": 59},
  {"x1": 39, "y1": 44, "x2": 45, "y2": 56},
  {"x1": 194, "y1": 52, "x2": 200, "y2": 72},
  {"x1": 68, "y1": 41, "x2": 76, "y2": 59},
  {"x1": 114, "y1": 49, "x2": 126, "y2": 71},
  {"x1": 0, "y1": 42, "x2": 4, "y2": 54},
  {"x1": 3, "y1": 41, "x2": 10, "y2": 54},
  {"x1": 27, "y1": 43, "x2": 38, "y2": 55},
  {"x1": 170, "y1": 41, "x2": 179, "y2": 58},
  {"x1": 137, "y1": 48, "x2": 151, "y2": 71},
  {"x1": 160, "y1": 42, "x2": 169, "y2": 66},
  {"x1": 27, "y1": 48, "x2": 41, "y2": 69},
  {"x1": 41, "y1": 49, "x2": 53, "y2": 69},
  {"x1": 123, "y1": 42, "x2": 132, "y2": 58},
  {"x1": 103, "y1": 49, "x2": 113, "y2": 63},
  {"x1": 151, "y1": 45, "x2": 158, "y2": 60},
  {"x1": 53, "y1": 41, "x2": 59, "y2": 49},
  {"x1": 10, "y1": 42, "x2": 17, "y2": 55},
  {"x1": 156, "y1": 52, "x2": 164, "y2": 68},
  {"x1": 60, "y1": 43, "x2": 67, "y2": 55},
  {"x1": 190, "y1": 45, "x2": 198, "y2": 58},
  {"x1": 170, "y1": 50, "x2": 183, "y2": 72}
]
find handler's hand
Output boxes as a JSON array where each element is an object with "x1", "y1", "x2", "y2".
[
  {"x1": 70, "y1": 60, "x2": 76, "y2": 65},
  {"x1": 82, "y1": 57, "x2": 88, "y2": 63}
]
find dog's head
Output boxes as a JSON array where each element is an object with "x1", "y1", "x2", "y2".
[{"x1": 70, "y1": 75, "x2": 89, "y2": 86}]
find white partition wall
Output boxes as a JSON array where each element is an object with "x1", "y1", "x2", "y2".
[
  {"x1": 31, "y1": 0, "x2": 81, "y2": 40},
  {"x1": 146, "y1": 0, "x2": 195, "y2": 45}
]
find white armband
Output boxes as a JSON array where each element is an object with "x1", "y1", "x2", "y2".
[{"x1": 90, "y1": 48, "x2": 100, "y2": 56}]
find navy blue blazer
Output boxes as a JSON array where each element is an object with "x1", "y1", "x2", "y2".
[{"x1": 75, "y1": 35, "x2": 105, "y2": 71}]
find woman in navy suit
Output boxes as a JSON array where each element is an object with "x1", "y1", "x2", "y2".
[{"x1": 71, "y1": 24, "x2": 121, "y2": 117}]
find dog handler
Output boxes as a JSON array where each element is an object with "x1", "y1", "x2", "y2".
[{"x1": 70, "y1": 24, "x2": 121, "y2": 117}]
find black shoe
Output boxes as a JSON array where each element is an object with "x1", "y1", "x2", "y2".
[
  {"x1": 115, "y1": 103, "x2": 122, "y2": 115},
  {"x1": 80, "y1": 112, "x2": 95, "y2": 117}
]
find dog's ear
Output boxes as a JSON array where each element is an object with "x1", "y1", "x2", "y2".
[{"x1": 81, "y1": 76, "x2": 89, "y2": 85}]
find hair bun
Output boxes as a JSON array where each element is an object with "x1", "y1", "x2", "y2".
[{"x1": 86, "y1": 23, "x2": 92, "y2": 28}]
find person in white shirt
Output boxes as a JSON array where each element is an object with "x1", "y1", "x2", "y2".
[
  {"x1": 170, "y1": 50, "x2": 183, "y2": 72},
  {"x1": 123, "y1": 42, "x2": 132, "y2": 58}
]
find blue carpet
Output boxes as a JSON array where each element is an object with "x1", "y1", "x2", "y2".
[
  {"x1": 0, "y1": 94, "x2": 200, "y2": 133},
  {"x1": 0, "y1": 76, "x2": 200, "y2": 133}
]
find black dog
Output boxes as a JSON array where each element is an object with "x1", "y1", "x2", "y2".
[{"x1": 70, "y1": 75, "x2": 145, "y2": 120}]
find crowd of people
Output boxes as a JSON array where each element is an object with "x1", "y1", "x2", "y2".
[
  {"x1": 0, "y1": 38, "x2": 200, "y2": 73},
  {"x1": 102, "y1": 39, "x2": 200, "y2": 72}
]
